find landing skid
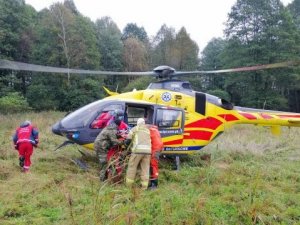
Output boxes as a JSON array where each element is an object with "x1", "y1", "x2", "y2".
[
  {"x1": 54, "y1": 140, "x2": 74, "y2": 151},
  {"x1": 55, "y1": 140, "x2": 91, "y2": 171},
  {"x1": 75, "y1": 146, "x2": 88, "y2": 157},
  {"x1": 70, "y1": 158, "x2": 89, "y2": 171}
]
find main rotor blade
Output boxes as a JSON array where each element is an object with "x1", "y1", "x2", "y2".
[
  {"x1": 175, "y1": 60, "x2": 300, "y2": 76},
  {"x1": 0, "y1": 59, "x2": 155, "y2": 76},
  {"x1": 1, "y1": 59, "x2": 299, "y2": 77}
]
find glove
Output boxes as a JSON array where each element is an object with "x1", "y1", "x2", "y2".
[
  {"x1": 14, "y1": 145, "x2": 18, "y2": 150},
  {"x1": 124, "y1": 139, "x2": 131, "y2": 146}
]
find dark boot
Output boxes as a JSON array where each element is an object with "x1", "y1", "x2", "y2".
[
  {"x1": 152, "y1": 179, "x2": 158, "y2": 188},
  {"x1": 149, "y1": 179, "x2": 158, "y2": 189},
  {"x1": 19, "y1": 156, "x2": 25, "y2": 168}
]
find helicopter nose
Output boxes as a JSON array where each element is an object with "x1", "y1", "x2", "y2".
[{"x1": 52, "y1": 121, "x2": 63, "y2": 136}]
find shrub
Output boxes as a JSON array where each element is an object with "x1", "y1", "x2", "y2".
[{"x1": 0, "y1": 92, "x2": 31, "y2": 114}]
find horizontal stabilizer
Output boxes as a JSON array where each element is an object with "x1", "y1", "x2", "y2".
[{"x1": 271, "y1": 126, "x2": 281, "y2": 136}]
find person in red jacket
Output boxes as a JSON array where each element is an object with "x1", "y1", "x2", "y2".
[
  {"x1": 91, "y1": 111, "x2": 113, "y2": 129},
  {"x1": 13, "y1": 120, "x2": 39, "y2": 173},
  {"x1": 148, "y1": 125, "x2": 164, "y2": 189}
]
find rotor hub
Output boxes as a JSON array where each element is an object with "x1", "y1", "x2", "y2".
[{"x1": 153, "y1": 65, "x2": 176, "y2": 79}]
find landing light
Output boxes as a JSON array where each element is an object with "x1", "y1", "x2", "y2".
[{"x1": 72, "y1": 132, "x2": 79, "y2": 139}]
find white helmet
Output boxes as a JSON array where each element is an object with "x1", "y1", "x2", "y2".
[
  {"x1": 21, "y1": 120, "x2": 31, "y2": 127},
  {"x1": 137, "y1": 118, "x2": 145, "y2": 125}
]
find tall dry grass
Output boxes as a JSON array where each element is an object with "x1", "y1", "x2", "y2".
[
  {"x1": 0, "y1": 112, "x2": 299, "y2": 225},
  {"x1": 208, "y1": 124, "x2": 300, "y2": 155}
]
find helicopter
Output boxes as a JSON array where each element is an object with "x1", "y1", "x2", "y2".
[
  {"x1": 1, "y1": 59, "x2": 300, "y2": 165},
  {"x1": 47, "y1": 63, "x2": 300, "y2": 161}
]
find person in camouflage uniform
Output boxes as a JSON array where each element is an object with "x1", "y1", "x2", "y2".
[{"x1": 94, "y1": 110, "x2": 124, "y2": 181}]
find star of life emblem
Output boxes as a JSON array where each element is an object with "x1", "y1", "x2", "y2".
[{"x1": 161, "y1": 92, "x2": 172, "y2": 102}]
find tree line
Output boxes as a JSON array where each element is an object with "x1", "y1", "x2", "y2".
[{"x1": 0, "y1": 0, "x2": 299, "y2": 113}]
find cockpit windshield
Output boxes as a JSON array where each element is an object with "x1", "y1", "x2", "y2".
[{"x1": 61, "y1": 100, "x2": 106, "y2": 129}]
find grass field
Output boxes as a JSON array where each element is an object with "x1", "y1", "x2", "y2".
[{"x1": 0, "y1": 112, "x2": 299, "y2": 225}]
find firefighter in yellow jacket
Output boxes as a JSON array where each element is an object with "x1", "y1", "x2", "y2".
[{"x1": 125, "y1": 118, "x2": 151, "y2": 189}]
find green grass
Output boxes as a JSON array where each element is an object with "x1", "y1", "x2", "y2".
[{"x1": 0, "y1": 112, "x2": 299, "y2": 225}]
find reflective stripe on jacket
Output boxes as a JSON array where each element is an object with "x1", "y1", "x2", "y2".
[
  {"x1": 128, "y1": 124, "x2": 151, "y2": 154},
  {"x1": 13, "y1": 125, "x2": 39, "y2": 145}
]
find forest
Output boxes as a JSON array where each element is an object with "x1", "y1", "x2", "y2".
[{"x1": 0, "y1": 0, "x2": 300, "y2": 113}]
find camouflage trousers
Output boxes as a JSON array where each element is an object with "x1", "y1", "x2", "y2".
[
  {"x1": 94, "y1": 146, "x2": 107, "y2": 181},
  {"x1": 95, "y1": 147, "x2": 107, "y2": 165}
]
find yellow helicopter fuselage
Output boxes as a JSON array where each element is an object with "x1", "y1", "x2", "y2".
[{"x1": 79, "y1": 88, "x2": 300, "y2": 154}]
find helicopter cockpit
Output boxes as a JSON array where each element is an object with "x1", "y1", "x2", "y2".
[{"x1": 52, "y1": 98, "x2": 185, "y2": 147}]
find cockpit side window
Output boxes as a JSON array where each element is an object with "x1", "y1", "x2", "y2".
[{"x1": 90, "y1": 104, "x2": 122, "y2": 129}]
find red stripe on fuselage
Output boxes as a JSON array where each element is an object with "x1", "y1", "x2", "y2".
[
  {"x1": 185, "y1": 117, "x2": 222, "y2": 130},
  {"x1": 164, "y1": 130, "x2": 213, "y2": 146},
  {"x1": 239, "y1": 112, "x2": 257, "y2": 120},
  {"x1": 164, "y1": 139, "x2": 183, "y2": 145},
  {"x1": 260, "y1": 113, "x2": 273, "y2": 119},
  {"x1": 218, "y1": 114, "x2": 239, "y2": 121},
  {"x1": 184, "y1": 130, "x2": 212, "y2": 141}
]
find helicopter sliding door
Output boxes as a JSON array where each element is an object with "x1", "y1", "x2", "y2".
[{"x1": 154, "y1": 107, "x2": 184, "y2": 151}]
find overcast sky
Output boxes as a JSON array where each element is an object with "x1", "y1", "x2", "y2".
[{"x1": 25, "y1": 0, "x2": 293, "y2": 52}]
